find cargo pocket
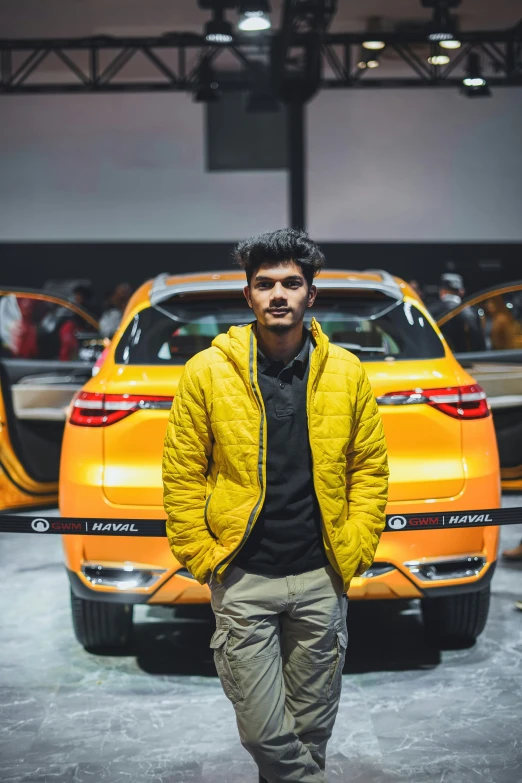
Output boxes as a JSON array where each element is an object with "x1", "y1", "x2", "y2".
[
  {"x1": 326, "y1": 626, "x2": 348, "y2": 701},
  {"x1": 210, "y1": 624, "x2": 243, "y2": 705}
]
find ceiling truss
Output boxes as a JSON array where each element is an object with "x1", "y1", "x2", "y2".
[{"x1": 0, "y1": 25, "x2": 521, "y2": 95}]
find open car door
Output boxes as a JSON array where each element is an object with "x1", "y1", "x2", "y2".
[
  {"x1": 0, "y1": 287, "x2": 100, "y2": 511},
  {"x1": 437, "y1": 281, "x2": 522, "y2": 490}
]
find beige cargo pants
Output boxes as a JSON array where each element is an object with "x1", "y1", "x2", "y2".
[{"x1": 209, "y1": 563, "x2": 348, "y2": 783}]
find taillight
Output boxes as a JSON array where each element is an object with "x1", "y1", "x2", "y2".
[
  {"x1": 70, "y1": 391, "x2": 173, "y2": 427},
  {"x1": 376, "y1": 384, "x2": 490, "y2": 420}
]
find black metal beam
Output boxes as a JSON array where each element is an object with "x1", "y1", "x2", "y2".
[
  {"x1": 0, "y1": 17, "x2": 522, "y2": 94},
  {"x1": 287, "y1": 101, "x2": 306, "y2": 230}
]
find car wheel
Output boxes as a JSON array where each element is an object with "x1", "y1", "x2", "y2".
[
  {"x1": 70, "y1": 589, "x2": 133, "y2": 650},
  {"x1": 421, "y1": 586, "x2": 491, "y2": 645}
]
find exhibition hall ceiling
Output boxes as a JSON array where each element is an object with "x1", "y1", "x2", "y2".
[{"x1": 1, "y1": 0, "x2": 520, "y2": 38}]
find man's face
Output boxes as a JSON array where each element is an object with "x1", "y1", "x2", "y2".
[{"x1": 244, "y1": 260, "x2": 317, "y2": 332}]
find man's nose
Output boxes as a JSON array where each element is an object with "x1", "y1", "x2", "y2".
[{"x1": 271, "y1": 283, "x2": 287, "y2": 299}]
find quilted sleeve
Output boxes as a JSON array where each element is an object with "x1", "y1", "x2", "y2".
[
  {"x1": 162, "y1": 362, "x2": 215, "y2": 583},
  {"x1": 346, "y1": 363, "x2": 389, "y2": 576}
]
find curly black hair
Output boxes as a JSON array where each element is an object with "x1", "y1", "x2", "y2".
[{"x1": 233, "y1": 228, "x2": 325, "y2": 288}]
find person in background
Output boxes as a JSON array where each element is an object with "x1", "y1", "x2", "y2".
[
  {"x1": 429, "y1": 272, "x2": 465, "y2": 320},
  {"x1": 485, "y1": 296, "x2": 522, "y2": 350},
  {"x1": 55, "y1": 284, "x2": 97, "y2": 361},
  {"x1": 99, "y1": 282, "x2": 132, "y2": 339},
  {"x1": 11, "y1": 298, "x2": 39, "y2": 359},
  {"x1": 72, "y1": 284, "x2": 95, "y2": 313},
  {"x1": 429, "y1": 273, "x2": 485, "y2": 353}
]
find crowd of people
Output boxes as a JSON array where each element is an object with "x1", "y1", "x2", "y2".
[
  {"x1": 0, "y1": 281, "x2": 132, "y2": 361},
  {"x1": 412, "y1": 272, "x2": 522, "y2": 353}
]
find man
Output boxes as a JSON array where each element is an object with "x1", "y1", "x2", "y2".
[
  {"x1": 163, "y1": 228, "x2": 389, "y2": 783},
  {"x1": 430, "y1": 272, "x2": 485, "y2": 352},
  {"x1": 429, "y1": 272, "x2": 465, "y2": 321}
]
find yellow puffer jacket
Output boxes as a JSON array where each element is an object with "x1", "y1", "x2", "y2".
[{"x1": 163, "y1": 318, "x2": 389, "y2": 591}]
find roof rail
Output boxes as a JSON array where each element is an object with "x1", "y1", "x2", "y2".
[
  {"x1": 365, "y1": 269, "x2": 398, "y2": 287},
  {"x1": 150, "y1": 273, "x2": 170, "y2": 303}
]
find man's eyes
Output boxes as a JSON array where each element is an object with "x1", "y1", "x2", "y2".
[{"x1": 256, "y1": 282, "x2": 301, "y2": 289}]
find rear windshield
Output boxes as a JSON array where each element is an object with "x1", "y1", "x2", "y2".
[{"x1": 114, "y1": 293, "x2": 445, "y2": 365}]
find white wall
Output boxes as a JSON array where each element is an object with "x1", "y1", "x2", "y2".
[{"x1": 1, "y1": 87, "x2": 521, "y2": 242}]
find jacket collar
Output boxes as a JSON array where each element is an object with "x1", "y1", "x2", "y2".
[{"x1": 212, "y1": 317, "x2": 329, "y2": 380}]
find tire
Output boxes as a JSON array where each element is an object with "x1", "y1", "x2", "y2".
[
  {"x1": 421, "y1": 586, "x2": 491, "y2": 645},
  {"x1": 70, "y1": 589, "x2": 133, "y2": 650}
]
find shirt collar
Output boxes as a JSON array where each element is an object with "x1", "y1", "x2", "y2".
[{"x1": 257, "y1": 328, "x2": 312, "y2": 374}]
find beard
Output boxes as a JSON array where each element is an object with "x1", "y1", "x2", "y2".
[{"x1": 264, "y1": 321, "x2": 294, "y2": 333}]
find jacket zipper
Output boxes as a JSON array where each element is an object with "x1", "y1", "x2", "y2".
[
  {"x1": 306, "y1": 336, "x2": 342, "y2": 578},
  {"x1": 212, "y1": 329, "x2": 266, "y2": 580}
]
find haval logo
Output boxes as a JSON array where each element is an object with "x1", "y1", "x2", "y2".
[
  {"x1": 388, "y1": 515, "x2": 407, "y2": 530},
  {"x1": 91, "y1": 522, "x2": 140, "y2": 532},
  {"x1": 447, "y1": 514, "x2": 493, "y2": 525}
]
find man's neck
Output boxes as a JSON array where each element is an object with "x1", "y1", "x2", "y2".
[{"x1": 256, "y1": 321, "x2": 306, "y2": 365}]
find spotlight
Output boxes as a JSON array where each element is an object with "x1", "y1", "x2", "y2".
[
  {"x1": 362, "y1": 40, "x2": 385, "y2": 51},
  {"x1": 362, "y1": 17, "x2": 386, "y2": 54},
  {"x1": 194, "y1": 60, "x2": 221, "y2": 103},
  {"x1": 461, "y1": 52, "x2": 491, "y2": 97},
  {"x1": 422, "y1": 0, "x2": 460, "y2": 42},
  {"x1": 238, "y1": 1, "x2": 271, "y2": 32},
  {"x1": 427, "y1": 54, "x2": 450, "y2": 65},
  {"x1": 358, "y1": 50, "x2": 380, "y2": 69},
  {"x1": 439, "y1": 38, "x2": 461, "y2": 49},
  {"x1": 205, "y1": 8, "x2": 233, "y2": 43}
]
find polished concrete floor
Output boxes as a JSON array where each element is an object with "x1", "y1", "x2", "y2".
[{"x1": 1, "y1": 500, "x2": 521, "y2": 783}]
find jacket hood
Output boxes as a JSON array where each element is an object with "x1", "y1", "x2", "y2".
[{"x1": 212, "y1": 317, "x2": 329, "y2": 378}]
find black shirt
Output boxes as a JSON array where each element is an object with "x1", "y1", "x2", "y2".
[{"x1": 233, "y1": 329, "x2": 328, "y2": 576}]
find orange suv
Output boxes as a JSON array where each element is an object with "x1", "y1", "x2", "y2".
[{"x1": 59, "y1": 270, "x2": 500, "y2": 650}]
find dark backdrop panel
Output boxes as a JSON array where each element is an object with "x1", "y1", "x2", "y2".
[
  {"x1": 207, "y1": 90, "x2": 287, "y2": 171},
  {"x1": 0, "y1": 243, "x2": 520, "y2": 304}
]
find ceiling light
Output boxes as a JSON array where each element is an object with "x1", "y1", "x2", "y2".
[
  {"x1": 238, "y1": 1, "x2": 271, "y2": 32},
  {"x1": 428, "y1": 31, "x2": 454, "y2": 41},
  {"x1": 204, "y1": 8, "x2": 233, "y2": 43},
  {"x1": 362, "y1": 40, "x2": 385, "y2": 50},
  {"x1": 358, "y1": 49, "x2": 381, "y2": 70},
  {"x1": 461, "y1": 52, "x2": 491, "y2": 97},
  {"x1": 424, "y1": 0, "x2": 459, "y2": 42},
  {"x1": 428, "y1": 54, "x2": 450, "y2": 65},
  {"x1": 463, "y1": 77, "x2": 486, "y2": 87},
  {"x1": 439, "y1": 38, "x2": 461, "y2": 49}
]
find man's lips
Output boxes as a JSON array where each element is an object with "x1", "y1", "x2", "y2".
[{"x1": 267, "y1": 308, "x2": 290, "y2": 315}]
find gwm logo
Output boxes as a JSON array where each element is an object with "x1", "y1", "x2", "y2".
[
  {"x1": 388, "y1": 515, "x2": 408, "y2": 530},
  {"x1": 31, "y1": 518, "x2": 50, "y2": 533}
]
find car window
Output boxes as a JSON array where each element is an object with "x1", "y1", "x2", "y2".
[
  {"x1": 114, "y1": 294, "x2": 445, "y2": 365},
  {"x1": 0, "y1": 294, "x2": 98, "y2": 362},
  {"x1": 444, "y1": 291, "x2": 522, "y2": 353}
]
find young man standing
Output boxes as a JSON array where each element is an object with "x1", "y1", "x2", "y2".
[{"x1": 163, "y1": 229, "x2": 389, "y2": 783}]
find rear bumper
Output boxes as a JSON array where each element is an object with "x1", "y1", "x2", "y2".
[{"x1": 67, "y1": 559, "x2": 497, "y2": 605}]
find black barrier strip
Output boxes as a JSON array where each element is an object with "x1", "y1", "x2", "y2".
[{"x1": 0, "y1": 507, "x2": 522, "y2": 535}]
